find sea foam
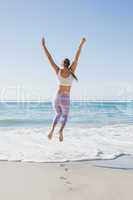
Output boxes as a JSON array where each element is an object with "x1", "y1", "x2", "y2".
[{"x1": 0, "y1": 124, "x2": 133, "y2": 162}]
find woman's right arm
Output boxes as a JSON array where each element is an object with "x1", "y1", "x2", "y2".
[
  {"x1": 70, "y1": 37, "x2": 86, "y2": 73},
  {"x1": 41, "y1": 37, "x2": 59, "y2": 74}
]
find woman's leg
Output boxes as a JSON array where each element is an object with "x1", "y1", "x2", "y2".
[
  {"x1": 58, "y1": 96, "x2": 70, "y2": 141},
  {"x1": 48, "y1": 98, "x2": 62, "y2": 140}
]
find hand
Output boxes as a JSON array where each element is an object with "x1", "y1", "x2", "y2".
[
  {"x1": 41, "y1": 37, "x2": 46, "y2": 47},
  {"x1": 80, "y1": 37, "x2": 86, "y2": 45}
]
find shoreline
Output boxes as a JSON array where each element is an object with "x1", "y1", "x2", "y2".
[{"x1": 0, "y1": 155, "x2": 133, "y2": 170}]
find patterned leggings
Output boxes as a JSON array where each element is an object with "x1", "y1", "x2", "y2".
[{"x1": 52, "y1": 93, "x2": 70, "y2": 128}]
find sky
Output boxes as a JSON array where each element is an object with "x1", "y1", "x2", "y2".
[{"x1": 0, "y1": 0, "x2": 133, "y2": 101}]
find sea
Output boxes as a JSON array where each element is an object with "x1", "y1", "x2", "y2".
[{"x1": 0, "y1": 101, "x2": 133, "y2": 162}]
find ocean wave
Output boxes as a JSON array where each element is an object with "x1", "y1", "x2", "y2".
[{"x1": 0, "y1": 124, "x2": 133, "y2": 162}]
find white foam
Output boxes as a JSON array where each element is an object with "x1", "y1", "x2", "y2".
[{"x1": 0, "y1": 124, "x2": 133, "y2": 162}]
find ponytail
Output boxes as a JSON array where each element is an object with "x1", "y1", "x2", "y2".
[
  {"x1": 68, "y1": 67, "x2": 78, "y2": 81},
  {"x1": 63, "y1": 58, "x2": 78, "y2": 81}
]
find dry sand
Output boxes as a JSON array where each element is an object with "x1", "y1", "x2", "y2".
[{"x1": 0, "y1": 160, "x2": 133, "y2": 200}]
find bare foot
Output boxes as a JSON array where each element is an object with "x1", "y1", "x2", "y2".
[
  {"x1": 48, "y1": 130, "x2": 53, "y2": 140},
  {"x1": 59, "y1": 132, "x2": 64, "y2": 142}
]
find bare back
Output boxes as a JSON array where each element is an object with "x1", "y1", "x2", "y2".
[{"x1": 57, "y1": 68, "x2": 72, "y2": 95}]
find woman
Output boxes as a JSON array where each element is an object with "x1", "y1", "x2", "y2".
[{"x1": 41, "y1": 36, "x2": 86, "y2": 141}]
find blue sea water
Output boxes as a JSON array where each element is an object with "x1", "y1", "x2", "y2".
[
  {"x1": 0, "y1": 101, "x2": 133, "y2": 127},
  {"x1": 0, "y1": 101, "x2": 133, "y2": 162}
]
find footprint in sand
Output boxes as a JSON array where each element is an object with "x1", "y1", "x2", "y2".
[
  {"x1": 69, "y1": 187, "x2": 73, "y2": 191},
  {"x1": 59, "y1": 176, "x2": 67, "y2": 180},
  {"x1": 64, "y1": 167, "x2": 68, "y2": 172},
  {"x1": 60, "y1": 164, "x2": 65, "y2": 167},
  {"x1": 65, "y1": 181, "x2": 71, "y2": 185},
  {"x1": 60, "y1": 164, "x2": 68, "y2": 172}
]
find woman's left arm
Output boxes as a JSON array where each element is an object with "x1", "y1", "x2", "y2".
[
  {"x1": 70, "y1": 37, "x2": 86, "y2": 73},
  {"x1": 41, "y1": 37, "x2": 59, "y2": 74}
]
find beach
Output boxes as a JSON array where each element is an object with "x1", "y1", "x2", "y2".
[
  {"x1": 1, "y1": 0, "x2": 133, "y2": 198},
  {"x1": 0, "y1": 158, "x2": 133, "y2": 200}
]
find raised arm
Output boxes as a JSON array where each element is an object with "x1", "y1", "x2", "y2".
[
  {"x1": 70, "y1": 37, "x2": 86, "y2": 73},
  {"x1": 41, "y1": 37, "x2": 59, "y2": 74}
]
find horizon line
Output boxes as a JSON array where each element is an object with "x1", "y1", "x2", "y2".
[{"x1": 0, "y1": 99, "x2": 133, "y2": 102}]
